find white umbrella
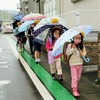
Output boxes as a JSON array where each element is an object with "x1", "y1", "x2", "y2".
[
  {"x1": 51, "y1": 25, "x2": 93, "y2": 61},
  {"x1": 33, "y1": 16, "x2": 67, "y2": 45},
  {"x1": 34, "y1": 16, "x2": 66, "y2": 31}
]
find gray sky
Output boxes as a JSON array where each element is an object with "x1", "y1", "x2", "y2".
[{"x1": 0, "y1": 0, "x2": 19, "y2": 10}]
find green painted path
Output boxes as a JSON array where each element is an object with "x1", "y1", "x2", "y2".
[{"x1": 8, "y1": 36, "x2": 76, "y2": 100}]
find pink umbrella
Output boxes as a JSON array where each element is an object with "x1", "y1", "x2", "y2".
[{"x1": 21, "y1": 13, "x2": 46, "y2": 21}]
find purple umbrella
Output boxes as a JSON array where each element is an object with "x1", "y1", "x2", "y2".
[{"x1": 33, "y1": 23, "x2": 68, "y2": 39}]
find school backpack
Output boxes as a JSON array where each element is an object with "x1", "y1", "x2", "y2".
[
  {"x1": 13, "y1": 28, "x2": 19, "y2": 36},
  {"x1": 21, "y1": 36, "x2": 27, "y2": 44},
  {"x1": 62, "y1": 42, "x2": 73, "y2": 61}
]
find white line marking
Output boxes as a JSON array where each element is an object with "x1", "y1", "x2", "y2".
[
  {"x1": 6, "y1": 36, "x2": 54, "y2": 100},
  {"x1": 0, "y1": 80, "x2": 11, "y2": 86},
  {"x1": 0, "y1": 65, "x2": 8, "y2": 68},
  {"x1": 0, "y1": 48, "x2": 2, "y2": 53},
  {"x1": 19, "y1": 54, "x2": 54, "y2": 100},
  {"x1": 0, "y1": 62, "x2": 7, "y2": 64},
  {"x1": 6, "y1": 37, "x2": 18, "y2": 59}
]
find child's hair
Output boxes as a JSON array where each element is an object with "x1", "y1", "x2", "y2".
[
  {"x1": 17, "y1": 22, "x2": 21, "y2": 26},
  {"x1": 72, "y1": 33, "x2": 83, "y2": 50},
  {"x1": 51, "y1": 27, "x2": 62, "y2": 42}
]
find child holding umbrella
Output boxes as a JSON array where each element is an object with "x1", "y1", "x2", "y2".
[
  {"x1": 27, "y1": 23, "x2": 36, "y2": 57},
  {"x1": 66, "y1": 32, "x2": 86, "y2": 97},
  {"x1": 45, "y1": 27, "x2": 63, "y2": 81},
  {"x1": 15, "y1": 22, "x2": 26, "y2": 52}
]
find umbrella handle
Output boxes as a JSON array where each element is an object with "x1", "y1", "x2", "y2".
[{"x1": 82, "y1": 56, "x2": 90, "y2": 63}]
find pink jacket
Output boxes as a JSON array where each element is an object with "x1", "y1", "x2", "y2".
[
  {"x1": 46, "y1": 38, "x2": 62, "y2": 58},
  {"x1": 45, "y1": 38, "x2": 55, "y2": 64},
  {"x1": 45, "y1": 38, "x2": 55, "y2": 51}
]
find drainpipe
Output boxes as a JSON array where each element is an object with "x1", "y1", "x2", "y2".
[
  {"x1": 60, "y1": 0, "x2": 62, "y2": 17},
  {"x1": 38, "y1": 0, "x2": 41, "y2": 13},
  {"x1": 76, "y1": 9, "x2": 80, "y2": 26},
  {"x1": 97, "y1": 32, "x2": 100, "y2": 84}
]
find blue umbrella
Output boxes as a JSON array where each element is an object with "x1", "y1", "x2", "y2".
[
  {"x1": 18, "y1": 20, "x2": 34, "y2": 32},
  {"x1": 13, "y1": 14, "x2": 24, "y2": 21}
]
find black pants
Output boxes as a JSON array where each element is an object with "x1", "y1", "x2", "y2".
[{"x1": 29, "y1": 36, "x2": 33, "y2": 55}]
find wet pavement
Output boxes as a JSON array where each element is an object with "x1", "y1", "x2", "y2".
[{"x1": 0, "y1": 34, "x2": 43, "y2": 100}]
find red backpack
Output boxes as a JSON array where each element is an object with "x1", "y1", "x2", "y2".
[{"x1": 62, "y1": 42, "x2": 73, "y2": 61}]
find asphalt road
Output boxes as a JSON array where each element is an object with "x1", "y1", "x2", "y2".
[{"x1": 0, "y1": 34, "x2": 43, "y2": 100}]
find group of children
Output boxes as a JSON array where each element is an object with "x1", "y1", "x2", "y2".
[
  {"x1": 14, "y1": 21, "x2": 42, "y2": 64},
  {"x1": 14, "y1": 21, "x2": 86, "y2": 97},
  {"x1": 45, "y1": 27, "x2": 86, "y2": 97}
]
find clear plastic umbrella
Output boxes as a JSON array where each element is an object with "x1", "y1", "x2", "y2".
[{"x1": 51, "y1": 25, "x2": 93, "y2": 62}]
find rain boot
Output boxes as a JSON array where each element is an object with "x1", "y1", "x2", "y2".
[{"x1": 72, "y1": 87, "x2": 80, "y2": 97}]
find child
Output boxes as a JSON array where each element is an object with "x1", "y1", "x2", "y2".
[
  {"x1": 45, "y1": 27, "x2": 63, "y2": 81},
  {"x1": 66, "y1": 33, "x2": 86, "y2": 97},
  {"x1": 33, "y1": 39, "x2": 42, "y2": 63},
  {"x1": 27, "y1": 23, "x2": 35, "y2": 57}
]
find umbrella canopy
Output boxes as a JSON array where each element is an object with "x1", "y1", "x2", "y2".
[
  {"x1": 33, "y1": 23, "x2": 68, "y2": 45},
  {"x1": 34, "y1": 29, "x2": 49, "y2": 45},
  {"x1": 21, "y1": 13, "x2": 46, "y2": 21},
  {"x1": 13, "y1": 14, "x2": 24, "y2": 21},
  {"x1": 34, "y1": 16, "x2": 67, "y2": 31},
  {"x1": 18, "y1": 20, "x2": 34, "y2": 32},
  {"x1": 51, "y1": 25, "x2": 93, "y2": 57},
  {"x1": 32, "y1": 16, "x2": 67, "y2": 45}
]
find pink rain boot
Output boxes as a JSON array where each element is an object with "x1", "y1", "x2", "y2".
[{"x1": 72, "y1": 87, "x2": 80, "y2": 97}]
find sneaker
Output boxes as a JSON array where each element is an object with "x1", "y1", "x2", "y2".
[
  {"x1": 19, "y1": 48, "x2": 23, "y2": 53},
  {"x1": 37, "y1": 58, "x2": 41, "y2": 62},
  {"x1": 52, "y1": 74, "x2": 56, "y2": 80},
  {"x1": 59, "y1": 75, "x2": 63, "y2": 82},
  {"x1": 52, "y1": 76, "x2": 56, "y2": 80},
  {"x1": 35, "y1": 59, "x2": 38, "y2": 64}
]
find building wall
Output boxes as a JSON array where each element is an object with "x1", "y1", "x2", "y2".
[
  {"x1": 44, "y1": 0, "x2": 100, "y2": 30},
  {"x1": 28, "y1": 0, "x2": 39, "y2": 13},
  {"x1": 62, "y1": 0, "x2": 100, "y2": 12},
  {"x1": 20, "y1": 0, "x2": 44, "y2": 15},
  {"x1": 20, "y1": 0, "x2": 28, "y2": 15},
  {"x1": 60, "y1": 0, "x2": 100, "y2": 30},
  {"x1": 44, "y1": 0, "x2": 61, "y2": 17}
]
